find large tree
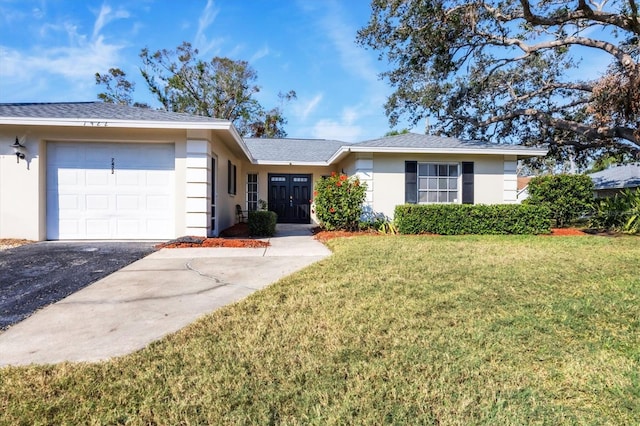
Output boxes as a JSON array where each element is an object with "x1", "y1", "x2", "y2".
[
  {"x1": 357, "y1": 0, "x2": 640, "y2": 161},
  {"x1": 97, "y1": 42, "x2": 295, "y2": 138}
]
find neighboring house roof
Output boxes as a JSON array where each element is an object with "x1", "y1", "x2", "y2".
[
  {"x1": 244, "y1": 138, "x2": 351, "y2": 165},
  {"x1": 589, "y1": 163, "x2": 640, "y2": 190}
]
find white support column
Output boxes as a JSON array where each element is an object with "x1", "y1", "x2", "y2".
[
  {"x1": 503, "y1": 156, "x2": 518, "y2": 203},
  {"x1": 185, "y1": 139, "x2": 210, "y2": 236},
  {"x1": 354, "y1": 153, "x2": 374, "y2": 211}
]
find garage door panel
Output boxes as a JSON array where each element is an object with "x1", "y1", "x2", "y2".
[
  {"x1": 116, "y1": 195, "x2": 140, "y2": 210},
  {"x1": 147, "y1": 170, "x2": 171, "y2": 186},
  {"x1": 147, "y1": 195, "x2": 171, "y2": 211},
  {"x1": 86, "y1": 195, "x2": 110, "y2": 211},
  {"x1": 86, "y1": 219, "x2": 111, "y2": 238},
  {"x1": 116, "y1": 220, "x2": 141, "y2": 237},
  {"x1": 86, "y1": 170, "x2": 109, "y2": 186},
  {"x1": 59, "y1": 220, "x2": 79, "y2": 235},
  {"x1": 58, "y1": 169, "x2": 81, "y2": 185},
  {"x1": 58, "y1": 194, "x2": 79, "y2": 210},
  {"x1": 115, "y1": 170, "x2": 142, "y2": 186},
  {"x1": 47, "y1": 142, "x2": 175, "y2": 240}
]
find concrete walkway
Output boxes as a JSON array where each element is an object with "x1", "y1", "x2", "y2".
[{"x1": 0, "y1": 224, "x2": 331, "y2": 367}]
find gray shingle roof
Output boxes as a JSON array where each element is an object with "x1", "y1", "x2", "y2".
[
  {"x1": 589, "y1": 164, "x2": 640, "y2": 190},
  {"x1": 355, "y1": 132, "x2": 542, "y2": 152},
  {"x1": 244, "y1": 138, "x2": 350, "y2": 163},
  {"x1": 0, "y1": 102, "x2": 228, "y2": 123}
]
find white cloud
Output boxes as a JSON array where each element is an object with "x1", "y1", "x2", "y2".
[
  {"x1": 92, "y1": 4, "x2": 130, "y2": 40},
  {"x1": 0, "y1": 4, "x2": 127, "y2": 102},
  {"x1": 194, "y1": 0, "x2": 221, "y2": 55},
  {"x1": 250, "y1": 45, "x2": 270, "y2": 63},
  {"x1": 312, "y1": 119, "x2": 362, "y2": 142},
  {"x1": 312, "y1": 106, "x2": 363, "y2": 142},
  {"x1": 293, "y1": 93, "x2": 323, "y2": 121},
  {"x1": 295, "y1": 0, "x2": 394, "y2": 141},
  {"x1": 320, "y1": 1, "x2": 378, "y2": 84}
]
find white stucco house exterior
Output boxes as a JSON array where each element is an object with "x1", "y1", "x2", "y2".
[{"x1": 0, "y1": 102, "x2": 547, "y2": 241}]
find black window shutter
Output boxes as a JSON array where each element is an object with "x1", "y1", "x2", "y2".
[
  {"x1": 405, "y1": 161, "x2": 417, "y2": 204},
  {"x1": 462, "y1": 162, "x2": 474, "y2": 204},
  {"x1": 227, "y1": 160, "x2": 232, "y2": 194}
]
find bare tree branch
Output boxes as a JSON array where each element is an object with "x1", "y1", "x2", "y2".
[{"x1": 518, "y1": 0, "x2": 640, "y2": 34}]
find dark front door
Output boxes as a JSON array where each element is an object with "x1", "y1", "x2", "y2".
[{"x1": 268, "y1": 174, "x2": 312, "y2": 223}]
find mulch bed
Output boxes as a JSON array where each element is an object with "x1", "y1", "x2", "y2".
[
  {"x1": 312, "y1": 227, "x2": 593, "y2": 240},
  {"x1": 156, "y1": 223, "x2": 269, "y2": 249},
  {"x1": 0, "y1": 239, "x2": 34, "y2": 251},
  {"x1": 548, "y1": 228, "x2": 587, "y2": 236},
  {"x1": 312, "y1": 227, "x2": 382, "y2": 242}
]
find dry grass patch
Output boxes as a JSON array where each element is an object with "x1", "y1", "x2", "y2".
[{"x1": 1, "y1": 235, "x2": 639, "y2": 424}]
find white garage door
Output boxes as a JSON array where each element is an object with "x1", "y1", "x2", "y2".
[{"x1": 47, "y1": 142, "x2": 175, "y2": 240}]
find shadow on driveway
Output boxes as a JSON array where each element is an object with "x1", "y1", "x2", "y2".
[{"x1": 0, "y1": 242, "x2": 157, "y2": 330}]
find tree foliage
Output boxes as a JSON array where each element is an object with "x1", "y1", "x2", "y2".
[
  {"x1": 525, "y1": 174, "x2": 594, "y2": 227},
  {"x1": 357, "y1": 0, "x2": 640, "y2": 162},
  {"x1": 95, "y1": 68, "x2": 138, "y2": 106},
  {"x1": 97, "y1": 42, "x2": 295, "y2": 138},
  {"x1": 314, "y1": 173, "x2": 367, "y2": 231}
]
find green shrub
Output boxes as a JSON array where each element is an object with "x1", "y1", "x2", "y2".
[
  {"x1": 525, "y1": 174, "x2": 594, "y2": 227},
  {"x1": 394, "y1": 204, "x2": 551, "y2": 235},
  {"x1": 590, "y1": 189, "x2": 640, "y2": 234},
  {"x1": 248, "y1": 210, "x2": 277, "y2": 237},
  {"x1": 314, "y1": 172, "x2": 367, "y2": 231}
]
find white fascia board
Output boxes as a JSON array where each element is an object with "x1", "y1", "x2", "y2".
[
  {"x1": 0, "y1": 117, "x2": 233, "y2": 130},
  {"x1": 252, "y1": 160, "x2": 330, "y2": 166},
  {"x1": 326, "y1": 145, "x2": 547, "y2": 163},
  {"x1": 226, "y1": 124, "x2": 255, "y2": 162}
]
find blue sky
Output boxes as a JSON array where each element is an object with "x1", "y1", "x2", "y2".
[{"x1": 0, "y1": 0, "x2": 417, "y2": 142}]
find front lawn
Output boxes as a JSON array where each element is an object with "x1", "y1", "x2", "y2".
[{"x1": 1, "y1": 235, "x2": 639, "y2": 424}]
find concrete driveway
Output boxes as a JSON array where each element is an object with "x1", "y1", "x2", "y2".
[
  {"x1": 0, "y1": 242, "x2": 157, "y2": 330},
  {"x1": 0, "y1": 224, "x2": 332, "y2": 367}
]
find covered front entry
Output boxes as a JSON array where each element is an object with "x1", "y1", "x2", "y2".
[{"x1": 268, "y1": 174, "x2": 312, "y2": 223}]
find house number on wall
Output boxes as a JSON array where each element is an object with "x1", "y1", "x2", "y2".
[{"x1": 111, "y1": 157, "x2": 115, "y2": 174}]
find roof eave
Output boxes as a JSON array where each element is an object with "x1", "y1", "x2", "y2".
[
  {"x1": 253, "y1": 160, "x2": 331, "y2": 167},
  {"x1": 345, "y1": 145, "x2": 548, "y2": 158},
  {"x1": 0, "y1": 117, "x2": 232, "y2": 130}
]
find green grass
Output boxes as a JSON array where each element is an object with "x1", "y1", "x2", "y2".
[{"x1": 1, "y1": 235, "x2": 639, "y2": 425}]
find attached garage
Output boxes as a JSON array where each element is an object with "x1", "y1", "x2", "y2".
[{"x1": 46, "y1": 142, "x2": 175, "y2": 240}]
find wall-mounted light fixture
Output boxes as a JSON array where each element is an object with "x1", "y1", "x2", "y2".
[{"x1": 10, "y1": 137, "x2": 26, "y2": 163}]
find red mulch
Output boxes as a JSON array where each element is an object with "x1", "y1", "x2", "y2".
[
  {"x1": 313, "y1": 227, "x2": 591, "y2": 240},
  {"x1": 157, "y1": 238, "x2": 269, "y2": 249},
  {"x1": 547, "y1": 228, "x2": 587, "y2": 236},
  {"x1": 312, "y1": 227, "x2": 382, "y2": 242},
  {"x1": 156, "y1": 223, "x2": 269, "y2": 249}
]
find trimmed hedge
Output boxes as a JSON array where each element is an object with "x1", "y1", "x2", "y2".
[
  {"x1": 248, "y1": 210, "x2": 277, "y2": 237},
  {"x1": 394, "y1": 204, "x2": 551, "y2": 235},
  {"x1": 525, "y1": 174, "x2": 594, "y2": 227}
]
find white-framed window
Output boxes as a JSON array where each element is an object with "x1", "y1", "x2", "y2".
[
  {"x1": 247, "y1": 173, "x2": 258, "y2": 211},
  {"x1": 417, "y1": 163, "x2": 459, "y2": 203}
]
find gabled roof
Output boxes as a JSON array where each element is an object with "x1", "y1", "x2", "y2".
[
  {"x1": 0, "y1": 101, "x2": 252, "y2": 160},
  {"x1": 0, "y1": 103, "x2": 547, "y2": 165},
  {"x1": 353, "y1": 132, "x2": 545, "y2": 154},
  {"x1": 589, "y1": 164, "x2": 640, "y2": 190},
  {"x1": 244, "y1": 133, "x2": 546, "y2": 164},
  {"x1": 0, "y1": 102, "x2": 228, "y2": 124},
  {"x1": 244, "y1": 138, "x2": 350, "y2": 165}
]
